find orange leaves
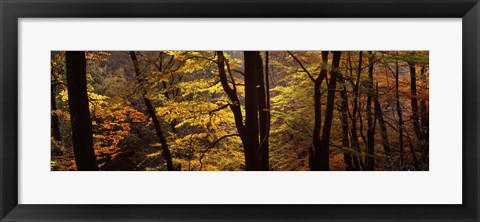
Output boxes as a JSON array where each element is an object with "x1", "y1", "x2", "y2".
[
  {"x1": 329, "y1": 153, "x2": 346, "y2": 170},
  {"x1": 91, "y1": 101, "x2": 147, "y2": 158},
  {"x1": 51, "y1": 147, "x2": 77, "y2": 171}
]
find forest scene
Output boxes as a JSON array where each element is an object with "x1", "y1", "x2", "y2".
[{"x1": 51, "y1": 51, "x2": 429, "y2": 171}]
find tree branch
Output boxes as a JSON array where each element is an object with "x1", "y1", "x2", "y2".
[
  {"x1": 198, "y1": 134, "x2": 240, "y2": 170},
  {"x1": 287, "y1": 51, "x2": 315, "y2": 82}
]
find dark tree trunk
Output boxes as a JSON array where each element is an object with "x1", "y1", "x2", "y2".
[
  {"x1": 256, "y1": 53, "x2": 267, "y2": 170},
  {"x1": 216, "y1": 52, "x2": 246, "y2": 141},
  {"x1": 420, "y1": 99, "x2": 429, "y2": 166},
  {"x1": 406, "y1": 135, "x2": 419, "y2": 170},
  {"x1": 259, "y1": 51, "x2": 270, "y2": 170},
  {"x1": 244, "y1": 51, "x2": 262, "y2": 170},
  {"x1": 170, "y1": 119, "x2": 177, "y2": 134},
  {"x1": 144, "y1": 97, "x2": 174, "y2": 171},
  {"x1": 374, "y1": 83, "x2": 391, "y2": 157},
  {"x1": 408, "y1": 62, "x2": 423, "y2": 161},
  {"x1": 310, "y1": 79, "x2": 322, "y2": 170},
  {"x1": 129, "y1": 51, "x2": 174, "y2": 171},
  {"x1": 394, "y1": 62, "x2": 404, "y2": 170},
  {"x1": 349, "y1": 51, "x2": 364, "y2": 170},
  {"x1": 65, "y1": 51, "x2": 98, "y2": 171},
  {"x1": 337, "y1": 73, "x2": 354, "y2": 170},
  {"x1": 320, "y1": 51, "x2": 341, "y2": 170},
  {"x1": 350, "y1": 117, "x2": 363, "y2": 170},
  {"x1": 311, "y1": 51, "x2": 341, "y2": 171},
  {"x1": 310, "y1": 51, "x2": 329, "y2": 171},
  {"x1": 217, "y1": 51, "x2": 269, "y2": 171},
  {"x1": 216, "y1": 51, "x2": 251, "y2": 170},
  {"x1": 358, "y1": 102, "x2": 368, "y2": 155},
  {"x1": 365, "y1": 52, "x2": 375, "y2": 170},
  {"x1": 419, "y1": 66, "x2": 429, "y2": 168}
]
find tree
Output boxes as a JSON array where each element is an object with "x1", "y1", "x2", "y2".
[
  {"x1": 317, "y1": 51, "x2": 341, "y2": 170},
  {"x1": 337, "y1": 71, "x2": 354, "y2": 170},
  {"x1": 347, "y1": 51, "x2": 364, "y2": 170},
  {"x1": 373, "y1": 82, "x2": 391, "y2": 157},
  {"x1": 215, "y1": 51, "x2": 270, "y2": 170},
  {"x1": 261, "y1": 52, "x2": 271, "y2": 170},
  {"x1": 289, "y1": 51, "x2": 341, "y2": 170},
  {"x1": 419, "y1": 66, "x2": 429, "y2": 167},
  {"x1": 244, "y1": 51, "x2": 262, "y2": 170},
  {"x1": 65, "y1": 51, "x2": 98, "y2": 171},
  {"x1": 393, "y1": 61, "x2": 404, "y2": 169},
  {"x1": 408, "y1": 61, "x2": 422, "y2": 167},
  {"x1": 216, "y1": 51, "x2": 248, "y2": 167},
  {"x1": 365, "y1": 52, "x2": 376, "y2": 170},
  {"x1": 130, "y1": 51, "x2": 174, "y2": 171}
]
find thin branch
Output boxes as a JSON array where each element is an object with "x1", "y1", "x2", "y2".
[
  {"x1": 284, "y1": 121, "x2": 309, "y2": 135},
  {"x1": 287, "y1": 51, "x2": 315, "y2": 82},
  {"x1": 225, "y1": 58, "x2": 237, "y2": 92},
  {"x1": 231, "y1": 69, "x2": 245, "y2": 76},
  {"x1": 198, "y1": 134, "x2": 240, "y2": 170},
  {"x1": 208, "y1": 104, "x2": 230, "y2": 115}
]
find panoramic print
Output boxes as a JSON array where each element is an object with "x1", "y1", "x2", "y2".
[{"x1": 51, "y1": 51, "x2": 429, "y2": 171}]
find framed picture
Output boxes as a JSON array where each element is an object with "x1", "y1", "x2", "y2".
[{"x1": 1, "y1": 0, "x2": 478, "y2": 221}]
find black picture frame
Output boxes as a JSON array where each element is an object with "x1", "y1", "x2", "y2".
[{"x1": 1, "y1": 0, "x2": 478, "y2": 221}]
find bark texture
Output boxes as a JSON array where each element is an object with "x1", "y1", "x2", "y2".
[{"x1": 66, "y1": 51, "x2": 98, "y2": 171}]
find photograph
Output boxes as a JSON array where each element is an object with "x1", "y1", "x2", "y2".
[{"x1": 51, "y1": 51, "x2": 429, "y2": 171}]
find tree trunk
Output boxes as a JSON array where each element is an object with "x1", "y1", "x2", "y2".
[
  {"x1": 408, "y1": 62, "x2": 422, "y2": 162},
  {"x1": 420, "y1": 99, "x2": 429, "y2": 168},
  {"x1": 310, "y1": 51, "x2": 329, "y2": 170},
  {"x1": 406, "y1": 134, "x2": 419, "y2": 170},
  {"x1": 374, "y1": 83, "x2": 391, "y2": 157},
  {"x1": 419, "y1": 66, "x2": 429, "y2": 168},
  {"x1": 320, "y1": 51, "x2": 341, "y2": 170},
  {"x1": 337, "y1": 73, "x2": 354, "y2": 170},
  {"x1": 365, "y1": 52, "x2": 375, "y2": 170},
  {"x1": 217, "y1": 51, "x2": 269, "y2": 171},
  {"x1": 65, "y1": 51, "x2": 98, "y2": 171},
  {"x1": 311, "y1": 51, "x2": 341, "y2": 171},
  {"x1": 216, "y1": 52, "x2": 245, "y2": 139},
  {"x1": 129, "y1": 51, "x2": 174, "y2": 171},
  {"x1": 244, "y1": 51, "x2": 262, "y2": 170},
  {"x1": 350, "y1": 117, "x2": 363, "y2": 170},
  {"x1": 216, "y1": 52, "x2": 248, "y2": 167},
  {"x1": 259, "y1": 51, "x2": 270, "y2": 170},
  {"x1": 394, "y1": 62, "x2": 404, "y2": 170},
  {"x1": 349, "y1": 51, "x2": 364, "y2": 170}
]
